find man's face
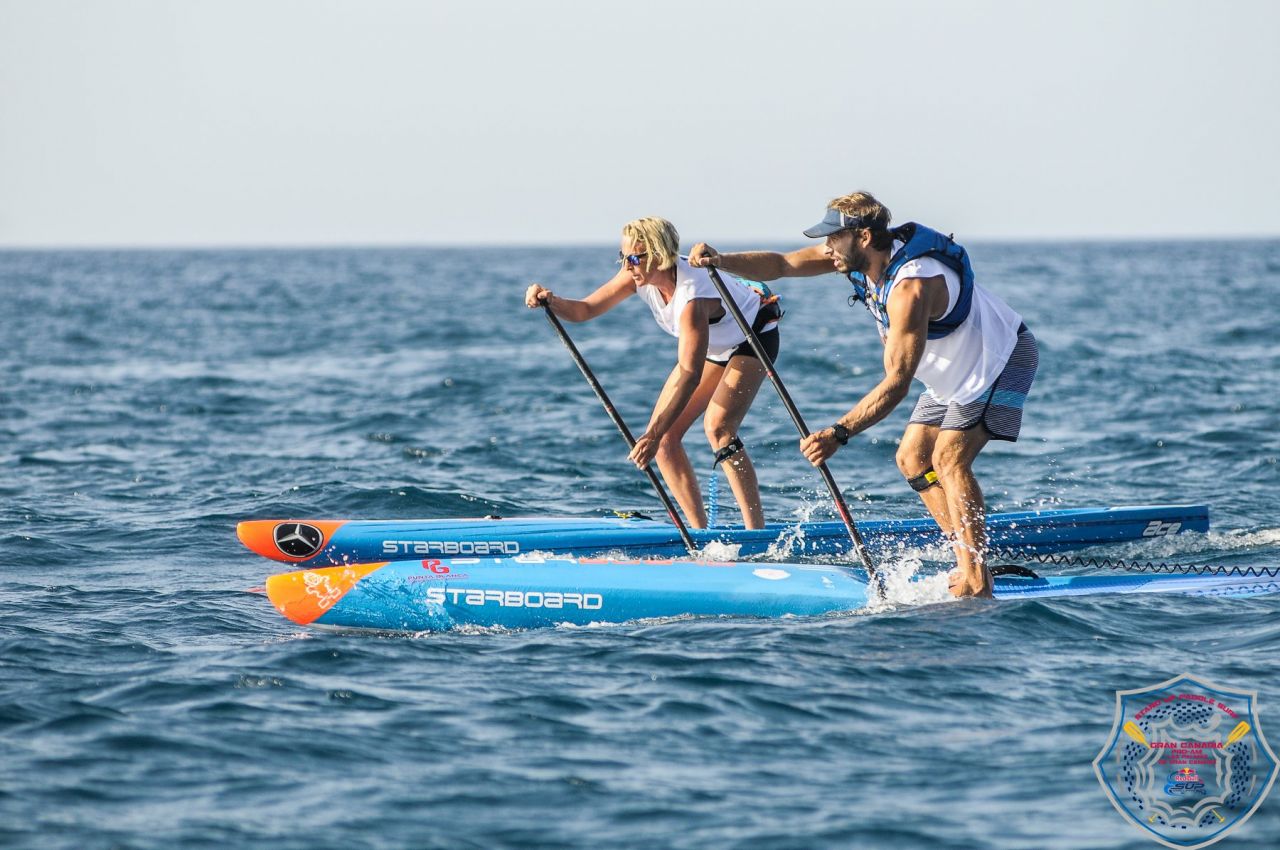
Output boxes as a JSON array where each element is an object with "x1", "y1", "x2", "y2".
[{"x1": 822, "y1": 228, "x2": 869, "y2": 274}]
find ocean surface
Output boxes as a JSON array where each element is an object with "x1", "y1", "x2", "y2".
[{"x1": 2, "y1": 240, "x2": 1279, "y2": 849}]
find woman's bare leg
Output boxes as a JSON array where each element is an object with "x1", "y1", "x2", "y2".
[{"x1": 703, "y1": 356, "x2": 769, "y2": 529}]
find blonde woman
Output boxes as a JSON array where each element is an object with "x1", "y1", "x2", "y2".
[{"x1": 525, "y1": 217, "x2": 780, "y2": 530}]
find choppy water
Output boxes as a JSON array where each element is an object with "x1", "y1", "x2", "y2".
[{"x1": 2, "y1": 241, "x2": 1278, "y2": 849}]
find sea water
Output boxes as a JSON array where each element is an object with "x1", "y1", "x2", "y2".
[{"x1": 2, "y1": 241, "x2": 1278, "y2": 848}]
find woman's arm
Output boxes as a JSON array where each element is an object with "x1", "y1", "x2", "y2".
[
  {"x1": 524, "y1": 267, "x2": 635, "y2": 322},
  {"x1": 628, "y1": 298, "x2": 714, "y2": 467}
]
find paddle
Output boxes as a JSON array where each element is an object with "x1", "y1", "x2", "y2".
[
  {"x1": 541, "y1": 304, "x2": 699, "y2": 557},
  {"x1": 703, "y1": 266, "x2": 881, "y2": 589}
]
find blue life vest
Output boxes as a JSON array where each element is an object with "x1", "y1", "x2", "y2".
[{"x1": 847, "y1": 223, "x2": 975, "y2": 340}]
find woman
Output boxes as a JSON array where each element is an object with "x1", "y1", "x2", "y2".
[{"x1": 525, "y1": 217, "x2": 780, "y2": 530}]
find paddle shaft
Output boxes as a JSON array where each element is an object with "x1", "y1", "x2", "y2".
[
  {"x1": 703, "y1": 266, "x2": 878, "y2": 581},
  {"x1": 542, "y1": 305, "x2": 699, "y2": 555}
]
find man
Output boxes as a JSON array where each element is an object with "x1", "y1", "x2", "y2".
[{"x1": 689, "y1": 192, "x2": 1037, "y2": 598}]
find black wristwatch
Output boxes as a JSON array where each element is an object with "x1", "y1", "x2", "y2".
[{"x1": 830, "y1": 423, "x2": 851, "y2": 445}]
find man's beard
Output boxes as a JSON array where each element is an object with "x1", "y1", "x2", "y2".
[{"x1": 835, "y1": 243, "x2": 871, "y2": 275}]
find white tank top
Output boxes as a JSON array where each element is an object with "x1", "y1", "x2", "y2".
[
  {"x1": 633, "y1": 258, "x2": 775, "y2": 360},
  {"x1": 883, "y1": 246, "x2": 1024, "y2": 405}
]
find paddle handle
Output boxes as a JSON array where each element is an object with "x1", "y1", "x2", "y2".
[
  {"x1": 542, "y1": 305, "x2": 699, "y2": 556},
  {"x1": 703, "y1": 266, "x2": 878, "y2": 581}
]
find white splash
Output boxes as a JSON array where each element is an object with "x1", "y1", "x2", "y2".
[
  {"x1": 699, "y1": 541, "x2": 743, "y2": 562},
  {"x1": 862, "y1": 554, "x2": 953, "y2": 613},
  {"x1": 764, "y1": 499, "x2": 824, "y2": 558}
]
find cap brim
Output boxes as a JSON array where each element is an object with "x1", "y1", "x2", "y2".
[{"x1": 802, "y1": 221, "x2": 844, "y2": 238}]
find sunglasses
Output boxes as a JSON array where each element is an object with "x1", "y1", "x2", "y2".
[{"x1": 617, "y1": 251, "x2": 649, "y2": 267}]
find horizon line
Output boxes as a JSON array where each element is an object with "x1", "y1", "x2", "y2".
[{"x1": 2, "y1": 231, "x2": 1279, "y2": 252}]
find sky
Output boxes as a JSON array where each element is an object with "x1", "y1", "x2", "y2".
[{"x1": 1, "y1": 0, "x2": 1277, "y2": 247}]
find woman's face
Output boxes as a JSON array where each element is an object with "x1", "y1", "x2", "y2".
[{"x1": 620, "y1": 237, "x2": 657, "y2": 286}]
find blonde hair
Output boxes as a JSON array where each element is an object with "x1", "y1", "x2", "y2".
[
  {"x1": 621, "y1": 217, "x2": 679, "y2": 273},
  {"x1": 827, "y1": 191, "x2": 894, "y2": 249}
]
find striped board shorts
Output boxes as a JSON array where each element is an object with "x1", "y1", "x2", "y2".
[{"x1": 908, "y1": 324, "x2": 1039, "y2": 442}]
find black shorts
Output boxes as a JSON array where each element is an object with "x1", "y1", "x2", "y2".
[
  {"x1": 707, "y1": 326, "x2": 779, "y2": 366},
  {"x1": 706, "y1": 299, "x2": 782, "y2": 366}
]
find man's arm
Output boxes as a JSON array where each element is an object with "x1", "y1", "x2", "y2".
[
  {"x1": 799, "y1": 278, "x2": 932, "y2": 465},
  {"x1": 688, "y1": 243, "x2": 832, "y2": 281}
]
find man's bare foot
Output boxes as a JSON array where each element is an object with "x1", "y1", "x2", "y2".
[{"x1": 947, "y1": 567, "x2": 994, "y2": 598}]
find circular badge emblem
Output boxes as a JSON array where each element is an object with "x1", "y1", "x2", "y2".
[{"x1": 273, "y1": 522, "x2": 325, "y2": 559}]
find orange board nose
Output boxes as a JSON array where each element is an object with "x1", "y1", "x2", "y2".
[
  {"x1": 236, "y1": 520, "x2": 347, "y2": 562},
  {"x1": 265, "y1": 562, "x2": 387, "y2": 624}
]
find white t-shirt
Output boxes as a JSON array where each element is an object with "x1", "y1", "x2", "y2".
[
  {"x1": 633, "y1": 258, "x2": 776, "y2": 360},
  {"x1": 876, "y1": 243, "x2": 1024, "y2": 405}
]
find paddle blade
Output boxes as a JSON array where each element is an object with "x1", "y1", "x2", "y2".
[
  {"x1": 1123, "y1": 721, "x2": 1150, "y2": 747},
  {"x1": 1226, "y1": 721, "x2": 1252, "y2": 745}
]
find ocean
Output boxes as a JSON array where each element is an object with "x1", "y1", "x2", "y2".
[{"x1": 2, "y1": 240, "x2": 1278, "y2": 849}]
